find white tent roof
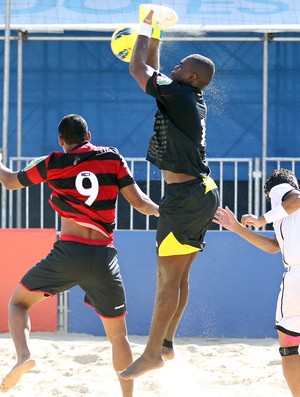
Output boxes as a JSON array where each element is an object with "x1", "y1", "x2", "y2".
[{"x1": 0, "y1": 0, "x2": 300, "y2": 33}]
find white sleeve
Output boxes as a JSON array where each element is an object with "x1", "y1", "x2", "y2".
[{"x1": 269, "y1": 183, "x2": 295, "y2": 207}]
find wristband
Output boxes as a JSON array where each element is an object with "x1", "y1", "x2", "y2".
[
  {"x1": 263, "y1": 204, "x2": 288, "y2": 224},
  {"x1": 151, "y1": 28, "x2": 164, "y2": 40},
  {"x1": 139, "y1": 23, "x2": 152, "y2": 37}
]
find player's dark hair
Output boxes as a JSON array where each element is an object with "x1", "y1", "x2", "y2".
[
  {"x1": 58, "y1": 114, "x2": 88, "y2": 144},
  {"x1": 264, "y1": 168, "x2": 299, "y2": 194},
  {"x1": 190, "y1": 54, "x2": 215, "y2": 90}
]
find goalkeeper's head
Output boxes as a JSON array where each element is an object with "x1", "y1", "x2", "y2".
[{"x1": 171, "y1": 54, "x2": 215, "y2": 91}]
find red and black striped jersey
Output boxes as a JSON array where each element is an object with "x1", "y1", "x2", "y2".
[{"x1": 17, "y1": 141, "x2": 135, "y2": 238}]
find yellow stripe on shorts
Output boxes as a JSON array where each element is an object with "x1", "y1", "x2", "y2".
[
  {"x1": 158, "y1": 231, "x2": 200, "y2": 257},
  {"x1": 203, "y1": 176, "x2": 217, "y2": 194}
]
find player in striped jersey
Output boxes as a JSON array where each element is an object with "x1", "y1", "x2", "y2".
[{"x1": 0, "y1": 114, "x2": 159, "y2": 397}]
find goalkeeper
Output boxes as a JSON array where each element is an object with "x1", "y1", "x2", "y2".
[{"x1": 120, "y1": 4, "x2": 219, "y2": 380}]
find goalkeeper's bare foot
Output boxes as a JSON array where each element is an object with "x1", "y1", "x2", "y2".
[
  {"x1": 162, "y1": 345, "x2": 175, "y2": 361},
  {"x1": 119, "y1": 353, "x2": 164, "y2": 380},
  {"x1": 0, "y1": 358, "x2": 36, "y2": 393}
]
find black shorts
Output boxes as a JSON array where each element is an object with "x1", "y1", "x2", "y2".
[
  {"x1": 157, "y1": 176, "x2": 219, "y2": 256},
  {"x1": 21, "y1": 240, "x2": 126, "y2": 318}
]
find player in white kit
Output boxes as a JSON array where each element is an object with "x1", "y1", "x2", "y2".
[{"x1": 213, "y1": 168, "x2": 300, "y2": 397}]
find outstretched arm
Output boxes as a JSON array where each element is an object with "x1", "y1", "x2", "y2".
[
  {"x1": 129, "y1": 5, "x2": 178, "y2": 91},
  {"x1": 213, "y1": 206, "x2": 280, "y2": 254},
  {"x1": 0, "y1": 153, "x2": 23, "y2": 190},
  {"x1": 129, "y1": 35, "x2": 158, "y2": 92},
  {"x1": 241, "y1": 189, "x2": 300, "y2": 228},
  {"x1": 120, "y1": 183, "x2": 159, "y2": 217},
  {"x1": 146, "y1": 37, "x2": 161, "y2": 70}
]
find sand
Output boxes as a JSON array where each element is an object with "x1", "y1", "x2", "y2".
[{"x1": 0, "y1": 332, "x2": 290, "y2": 397}]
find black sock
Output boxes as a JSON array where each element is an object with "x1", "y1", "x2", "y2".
[{"x1": 162, "y1": 338, "x2": 173, "y2": 348}]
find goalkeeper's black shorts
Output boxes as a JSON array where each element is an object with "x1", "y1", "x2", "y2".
[{"x1": 156, "y1": 176, "x2": 219, "y2": 257}]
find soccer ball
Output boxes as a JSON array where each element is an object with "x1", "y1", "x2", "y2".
[{"x1": 111, "y1": 26, "x2": 138, "y2": 63}]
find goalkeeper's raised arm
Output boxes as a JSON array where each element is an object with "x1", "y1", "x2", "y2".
[{"x1": 129, "y1": 4, "x2": 178, "y2": 91}]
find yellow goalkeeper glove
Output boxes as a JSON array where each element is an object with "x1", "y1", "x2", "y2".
[{"x1": 139, "y1": 4, "x2": 178, "y2": 29}]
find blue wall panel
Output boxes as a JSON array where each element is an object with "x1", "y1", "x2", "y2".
[
  {"x1": 0, "y1": 32, "x2": 299, "y2": 162},
  {"x1": 68, "y1": 230, "x2": 283, "y2": 338}
]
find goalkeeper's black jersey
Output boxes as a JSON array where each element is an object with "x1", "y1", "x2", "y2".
[{"x1": 145, "y1": 71, "x2": 210, "y2": 178}]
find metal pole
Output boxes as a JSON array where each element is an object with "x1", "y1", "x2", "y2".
[
  {"x1": 261, "y1": 33, "x2": 269, "y2": 217},
  {"x1": 262, "y1": 33, "x2": 269, "y2": 161},
  {"x1": 17, "y1": 31, "x2": 23, "y2": 159},
  {"x1": 253, "y1": 157, "x2": 261, "y2": 217},
  {"x1": 16, "y1": 30, "x2": 23, "y2": 227},
  {"x1": 1, "y1": 0, "x2": 11, "y2": 228}
]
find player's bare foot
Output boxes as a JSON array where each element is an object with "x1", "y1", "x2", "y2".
[
  {"x1": 162, "y1": 346, "x2": 175, "y2": 361},
  {"x1": 162, "y1": 339, "x2": 174, "y2": 360},
  {"x1": 119, "y1": 354, "x2": 164, "y2": 380},
  {"x1": 0, "y1": 358, "x2": 36, "y2": 393}
]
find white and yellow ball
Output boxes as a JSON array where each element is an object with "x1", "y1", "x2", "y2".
[{"x1": 110, "y1": 26, "x2": 138, "y2": 63}]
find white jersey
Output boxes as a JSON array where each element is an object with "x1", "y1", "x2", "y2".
[
  {"x1": 270, "y1": 183, "x2": 300, "y2": 268},
  {"x1": 271, "y1": 183, "x2": 300, "y2": 335}
]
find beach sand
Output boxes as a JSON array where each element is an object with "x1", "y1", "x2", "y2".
[{"x1": 0, "y1": 332, "x2": 290, "y2": 397}]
